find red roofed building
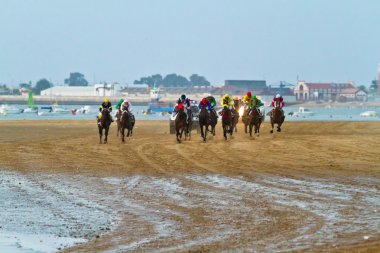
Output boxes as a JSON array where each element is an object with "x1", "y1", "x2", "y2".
[{"x1": 294, "y1": 81, "x2": 356, "y2": 101}]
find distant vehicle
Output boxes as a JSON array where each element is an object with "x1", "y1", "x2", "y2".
[
  {"x1": 291, "y1": 107, "x2": 315, "y2": 117},
  {"x1": 169, "y1": 103, "x2": 200, "y2": 134},
  {"x1": 147, "y1": 86, "x2": 174, "y2": 113},
  {"x1": 72, "y1": 106, "x2": 91, "y2": 115},
  {"x1": 360, "y1": 111, "x2": 378, "y2": 117},
  {"x1": 37, "y1": 104, "x2": 71, "y2": 116},
  {"x1": 0, "y1": 104, "x2": 23, "y2": 115}
]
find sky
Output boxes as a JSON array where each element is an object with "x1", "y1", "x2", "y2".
[{"x1": 1, "y1": 0, "x2": 380, "y2": 87}]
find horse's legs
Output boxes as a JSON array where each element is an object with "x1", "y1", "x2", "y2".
[
  {"x1": 249, "y1": 123, "x2": 252, "y2": 137},
  {"x1": 176, "y1": 130, "x2": 180, "y2": 143},
  {"x1": 223, "y1": 125, "x2": 227, "y2": 140},
  {"x1": 99, "y1": 127, "x2": 102, "y2": 144},
  {"x1": 104, "y1": 126, "x2": 109, "y2": 144},
  {"x1": 121, "y1": 127, "x2": 125, "y2": 143},
  {"x1": 270, "y1": 119, "x2": 274, "y2": 134},
  {"x1": 180, "y1": 128, "x2": 184, "y2": 143}
]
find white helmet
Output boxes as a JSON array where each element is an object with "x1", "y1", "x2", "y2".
[
  {"x1": 275, "y1": 94, "x2": 281, "y2": 98},
  {"x1": 124, "y1": 98, "x2": 129, "y2": 103}
]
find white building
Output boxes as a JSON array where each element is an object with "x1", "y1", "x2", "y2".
[
  {"x1": 355, "y1": 89, "x2": 368, "y2": 102},
  {"x1": 41, "y1": 83, "x2": 115, "y2": 97},
  {"x1": 293, "y1": 81, "x2": 356, "y2": 101}
]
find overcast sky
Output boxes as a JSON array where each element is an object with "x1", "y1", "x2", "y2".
[{"x1": 1, "y1": 0, "x2": 379, "y2": 87}]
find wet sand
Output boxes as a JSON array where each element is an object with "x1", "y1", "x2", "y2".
[{"x1": 0, "y1": 120, "x2": 379, "y2": 252}]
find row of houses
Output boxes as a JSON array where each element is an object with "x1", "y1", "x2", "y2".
[
  {"x1": 38, "y1": 79, "x2": 371, "y2": 102},
  {"x1": 293, "y1": 81, "x2": 368, "y2": 102}
]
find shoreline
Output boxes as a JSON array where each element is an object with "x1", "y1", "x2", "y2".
[{"x1": 1, "y1": 121, "x2": 379, "y2": 252}]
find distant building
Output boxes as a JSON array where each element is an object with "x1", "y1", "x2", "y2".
[
  {"x1": 355, "y1": 89, "x2": 368, "y2": 101},
  {"x1": 339, "y1": 88, "x2": 358, "y2": 101},
  {"x1": 224, "y1": 80, "x2": 267, "y2": 95},
  {"x1": 41, "y1": 83, "x2": 115, "y2": 97},
  {"x1": 293, "y1": 81, "x2": 356, "y2": 101}
]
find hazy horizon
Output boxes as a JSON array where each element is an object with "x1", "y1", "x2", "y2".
[{"x1": 1, "y1": 0, "x2": 379, "y2": 87}]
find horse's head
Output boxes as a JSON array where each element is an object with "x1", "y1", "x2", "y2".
[
  {"x1": 249, "y1": 106, "x2": 260, "y2": 118},
  {"x1": 222, "y1": 107, "x2": 232, "y2": 121},
  {"x1": 102, "y1": 108, "x2": 110, "y2": 116}
]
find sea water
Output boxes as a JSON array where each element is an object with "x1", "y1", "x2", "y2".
[{"x1": 0, "y1": 104, "x2": 379, "y2": 121}]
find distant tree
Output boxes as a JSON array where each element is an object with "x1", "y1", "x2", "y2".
[
  {"x1": 64, "y1": 72, "x2": 88, "y2": 86},
  {"x1": 161, "y1": 74, "x2": 190, "y2": 87},
  {"x1": 34, "y1": 79, "x2": 53, "y2": 95},
  {"x1": 134, "y1": 74, "x2": 162, "y2": 87},
  {"x1": 12, "y1": 88, "x2": 21, "y2": 95},
  {"x1": 19, "y1": 83, "x2": 32, "y2": 89},
  {"x1": 189, "y1": 74, "x2": 210, "y2": 86},
  {"x1": 357, "y1": 85, "x2": 367, "y2": 92},
  {"x1": 369, "y1": 80, "x2": 378, "y2": 94}
]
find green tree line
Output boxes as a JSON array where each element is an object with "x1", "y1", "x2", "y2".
[{"x1": 134, "y1": 73, "x2": 211, "y2": 88}]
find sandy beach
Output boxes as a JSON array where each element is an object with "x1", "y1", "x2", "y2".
[{"x1": 0, "y1": 120, "x2": 379, "y2": 252}]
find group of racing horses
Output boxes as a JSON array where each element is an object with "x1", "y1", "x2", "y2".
[
  {"x1": 175, "y1": 102, "x2": 285, "y2": 143},
  {"x1": 97, "y1": 108, "x2": 135, "y2": 144},
  {"x1": 97, "y1": 102, "x2": 284, "y2": 144}
]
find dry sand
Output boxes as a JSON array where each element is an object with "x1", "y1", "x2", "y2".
[{"x1": 0, "y1": 120, "x2": 379, "y2": 252}]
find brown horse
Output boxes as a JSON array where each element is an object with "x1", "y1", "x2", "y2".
[
  {"x1": 209, "y1": 108, "x2": 218, "y2": 136},
  {"x1": 198, "y1": 106, "x2": 209, "y2": 142},
  {"x1": 120, "y1": 110, "x2": 134, "y2": 143},
  {"x1": 232, "y1": 107, "x2": 240, "y2": 133},
  {"x1": 247, "y1": 106, "x2": 262, "y2": 137},
  {"x1": 221, "y1": 107, "x2": 234, "y2": 140},
  {"x1": 270, "y1": 105, "x2": 285, "y2": 133},
  {"x1": 175, "y1": 107, "x2": 187, "y2": 143},
  {"x1": 98, "y1": 108, "x2": 112, "y2": 144}
]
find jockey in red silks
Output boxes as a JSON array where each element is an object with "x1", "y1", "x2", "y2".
[
  {"x1": 271, "y1": 94, "x2": 285, "y2": 115},
  {"x1": 198, "y1": 97, "x2": 211, "y2": 112},
  {"x1": 177, "y1": 102, "x2": 184, "y2": 111}
]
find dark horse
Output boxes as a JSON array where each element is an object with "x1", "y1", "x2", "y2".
[
  {"x1": 175, "y1": 107, "x2": 187, "y2": 143},
  {"x1": 221, "y1": 107, "x2": 234, "y2": 140},
  {"x1": 209, "y1": 108, "x2": 218, "y2": 136},
  {"x1": 185, "y1": 108, "x2": 193, "y2": 141},
  {"x1": 246, "y1": 106, "x2": 262, "y2": 137},
  {"x1": 198, "y1": 106, "x2": 209, "y2": 142},
  {"x1": 98, "y1": 108, "x2": 112, "y2": 144},
  {"x1": 232, "y1": 107, "x2": 240, "y2": 133},
  {"x1": 270, "y1": 104, "x2": 285, "y2": 133},
  {"x1": 120, "y1": 109, "x2": 135, "y2": 142}
]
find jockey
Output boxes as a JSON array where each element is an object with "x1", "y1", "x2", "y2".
[
  {"x1": 233, "y1": 96, "x2": 240, "y2": 111},
  {"x1": 198, "y1": 97, "x2": 211, "y2": 112},
  {"x1": 98, "y1": 98, "x2": 113, "y2": 122},
  {"x1": 115, "y1": 98, "x2": 124, "y2": 111},
  {"x1": 242, "y1": 91, "x2": 255, "y2": 115},
  {"x1": 177, "y1": 94, "x2": 191, "y2": 122},
  {"x1": 221, "y1": 93, "x2": 233, "y2": 109},
  {"x1": 206, "y1": 95, "x2": 217, "y2": 116},
  {"x1": 177, "y1": 94, "x2": 191, "y2": 109},
  {"x1": 120, "y1": 98, "x2": 132, "y2": 113},
  {"x1": 271, "y1": 94, "x2": 285, "y2": 115},
  {"x1": 251, "y1": 95, "x2": 264, "y2": 118}
]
